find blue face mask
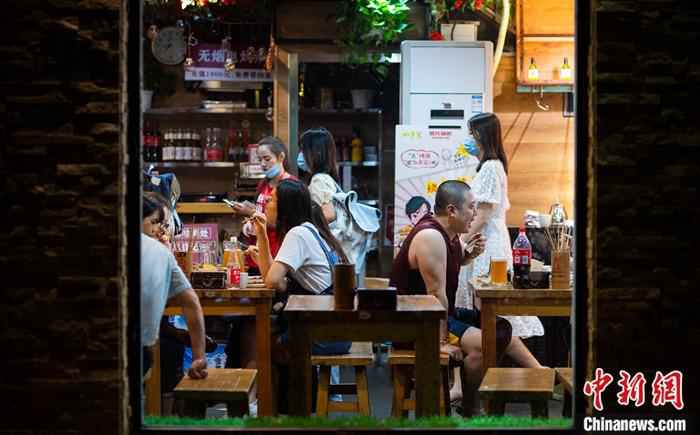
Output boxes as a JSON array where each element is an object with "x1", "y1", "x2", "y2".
[
  {"x1": 264, "y1": 163, "x2": 281, "y2": 179},
  {"x1": 296, "y1": 152, "x2": 308, "y2": 172}
]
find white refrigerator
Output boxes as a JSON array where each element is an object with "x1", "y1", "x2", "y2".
[{"x1": 392, "y1": 41, "x2": 493, "y2": 250}]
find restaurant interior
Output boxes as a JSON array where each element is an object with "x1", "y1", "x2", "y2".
[{"x1": 140, "y1": 0, "x2": 576, "y2": 428}]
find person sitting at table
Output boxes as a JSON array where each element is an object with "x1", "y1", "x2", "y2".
[
  {"x1": 390, "y1": 180, "x2": 541, "y2": 415},
  {"x1": 248, "y1": 179, "x2": 351, "y2": 358},
  {"x1": 224, "y1": 137, "x2": 296, "y2": 385},
  {"x1": 142, "y1": 193, "x2": 215, "y2": 410},
  {"x1": 141, "y1": 192, "x2": 208, "y2": 384}
]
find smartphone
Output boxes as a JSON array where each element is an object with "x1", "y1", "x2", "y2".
[{"x1": 222, "y1": 198, "x2": 239, "y2": 208}]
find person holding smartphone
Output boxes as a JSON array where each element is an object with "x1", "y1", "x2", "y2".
[{"x1": 229, "y1": 136, "x2": 296, "y2": 271}]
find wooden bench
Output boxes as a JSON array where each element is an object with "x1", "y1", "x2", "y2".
[
  {"x1": 174, "y1": 368, "x2": 257, "y2": 418},
  {"x1": 310, "y1": 342, "x2": 374, "y2": 416},
  {"x1": 555, "y1": 367, "x2": 573, "y2": 417},
  {"x1": 479, "y1": 368, "x2": 555, "y2": 418},
  {"x1": 388, "y1": 349, "x2": 453, "y2": 417}
]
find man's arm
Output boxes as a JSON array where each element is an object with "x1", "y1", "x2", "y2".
[
  {"x1": 170, "y1": 289, "x2": 208, "y2": 379},
  {"x1": 410, "y1": 230, "x2": 462, "y2": 360}
]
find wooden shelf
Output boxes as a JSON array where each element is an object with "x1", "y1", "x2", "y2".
[
  {"x1": 154, "y1": 162, "x2": 236, "y2": 168},
  {"x1": 145, "y1": 108, "x2": 268, "y2": 116},
  {"x1": 301, "y1": 108, "x2": 383, "y2": 115},
  {"x1": 176, "y1": 203, "x2": 236, "y2": 214},
  {"x1": 338, "y1": 160, "x2": 380, "y2": 167},
  {"x1": 517, "y1": 83, "x2": 574, "y2": 93}
]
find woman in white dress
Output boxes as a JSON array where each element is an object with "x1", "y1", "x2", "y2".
[
  {"x1": 449, "y1": 113, "x2": 545, "y2": 406},
  {"x1": 460, "y1": 112, "x2": 544, "y2": 356}
]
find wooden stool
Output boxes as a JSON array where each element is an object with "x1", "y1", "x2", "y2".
[
  {"x1": 388, "y1": 349, "x2": 452, "y2": 417},
  {"x1": 556, "y1": 368, "x2": 573, "y2": 418},
  {"x1": 479, "y1": 368, "x2": 554, "y2": 418},
  {"x1": 310, "y1": 342, "x2": 374, "y2": 416},
  {"x1": 174, "y1": 368, "x2": 257, "y2": 418}
]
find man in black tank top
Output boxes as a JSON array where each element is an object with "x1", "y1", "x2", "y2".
[{"x1": 391, "y1": 180, "x2": 512, "y2": 415}]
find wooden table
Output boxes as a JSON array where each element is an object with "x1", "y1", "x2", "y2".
[
  {"x1": 472, "y1": 278, "x2": 572, "y2": 377},
  {"x1": 284, "y1": 295, "x2": 445, "y2": 417},
  {"x1": 145, "y1": 286, "x2": 275, "y2": 417}
]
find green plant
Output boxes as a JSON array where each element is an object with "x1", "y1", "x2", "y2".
[{"x1": 336, "y1": 0, "x2": 413, "y2": 78}]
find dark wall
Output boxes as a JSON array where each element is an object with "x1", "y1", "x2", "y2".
[
  {"x1": 0, "y1": 0, "x2": 699, "y2": 433},
  {"x1": 591, "y1": 0, "x2": 700, "y2": 419},
  {"x1": 0, "y1": 0, "x2": 125, "y2": 433}
]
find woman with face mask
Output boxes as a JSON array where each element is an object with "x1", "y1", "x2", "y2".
[
  {"x1": 233, "y1": 136, "x2": 297, "y2": 267},
  {"x1": 450, "y1": 113, "x2": 544, "y2": 406}
]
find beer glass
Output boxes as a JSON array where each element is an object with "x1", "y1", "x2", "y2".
[{"x1": 490, "y1": 257, "x2": 508, "y2": 285}]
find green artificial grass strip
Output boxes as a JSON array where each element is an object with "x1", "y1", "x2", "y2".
[{"x1": 145, "y1": 415, "x2": 572, "y2": 429}]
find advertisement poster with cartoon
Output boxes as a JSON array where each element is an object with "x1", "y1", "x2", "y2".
[{"x1": 393, "y1": 126, "x2": 480, "y2": 250}]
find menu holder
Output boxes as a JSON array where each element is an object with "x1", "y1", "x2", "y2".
[
  {"x1": 356, "y1": 287, "x2": 397, "y2": 310},
  {"x1": 191, "y1": 270, "x2": 227, "y2": 289}
]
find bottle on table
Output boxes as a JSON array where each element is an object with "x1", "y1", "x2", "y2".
[
  {"x1": 512, "y1": 224, "x2": 532, "y2": 289},
  {"x1": 225, "y1": 236, "x2": 242, "y2": 287}
]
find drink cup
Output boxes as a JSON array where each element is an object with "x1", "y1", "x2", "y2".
[
  {"x1": 239, "y1": 272, "x2": 249, "y2": 289},
  {"x1": 490, "y1": 257, "x2": 508, "y2": 285}
]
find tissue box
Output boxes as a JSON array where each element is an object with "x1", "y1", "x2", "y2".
[{"x1": 356, "y1": 287, "x2": 397, "y2": 310}]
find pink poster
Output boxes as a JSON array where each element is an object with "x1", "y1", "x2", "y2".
[{"x1": 173, "y1": 223, "x2": 219, "y2": 265}]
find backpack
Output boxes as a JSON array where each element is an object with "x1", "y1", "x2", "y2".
[
  {"x1": 330, "y1": 184, "x2": 382, "y2": 280},
  {"x1": 144, "y1": 165, "x2": 183, "y2": 236}
]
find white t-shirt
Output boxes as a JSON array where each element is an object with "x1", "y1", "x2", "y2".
[{"x1": 274, "y1": 222, "x2": 334, "y2": 294}]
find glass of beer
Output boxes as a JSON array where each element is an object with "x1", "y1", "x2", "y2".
[{"x1": 490, "y1": 256, "x2": 508, "y2": 285}]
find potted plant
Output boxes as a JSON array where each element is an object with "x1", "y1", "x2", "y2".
[
  {"x1": 427, "y1": 0, "x2": 511, "y2": 78},
  {"x1": 336, "y1": 0, "x2": 414, "y2": 78}
]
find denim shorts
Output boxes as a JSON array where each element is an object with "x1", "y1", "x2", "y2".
[{"x1": 447, "y1": 308, "x2": 481, "y2": 341}]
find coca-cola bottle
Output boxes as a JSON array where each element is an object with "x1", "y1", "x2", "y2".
[{"x1": 512, "y1": 224, "x2": 532, "y2": 289}]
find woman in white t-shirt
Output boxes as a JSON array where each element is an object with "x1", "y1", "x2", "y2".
[{"x1": 248, "y1": 179, "x2": 351, "y2": 359}]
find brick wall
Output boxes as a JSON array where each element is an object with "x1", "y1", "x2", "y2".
[
  {"x1": 0, "y1": 0, "x2": 698, "y2": 433},
  {"x1": 590, "y1": 0, "x2": 700, "y2": 418},
  {"x1": 0, "y1": 0, "x2": 126, "y2": 433}
]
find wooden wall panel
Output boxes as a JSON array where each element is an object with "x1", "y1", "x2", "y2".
[
  {"x1": 521, "y1": 0, "x2": 575, "y2": 36},
  {"x1": 494, "y1": 55, "x2": 575, "y2": 226}
]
